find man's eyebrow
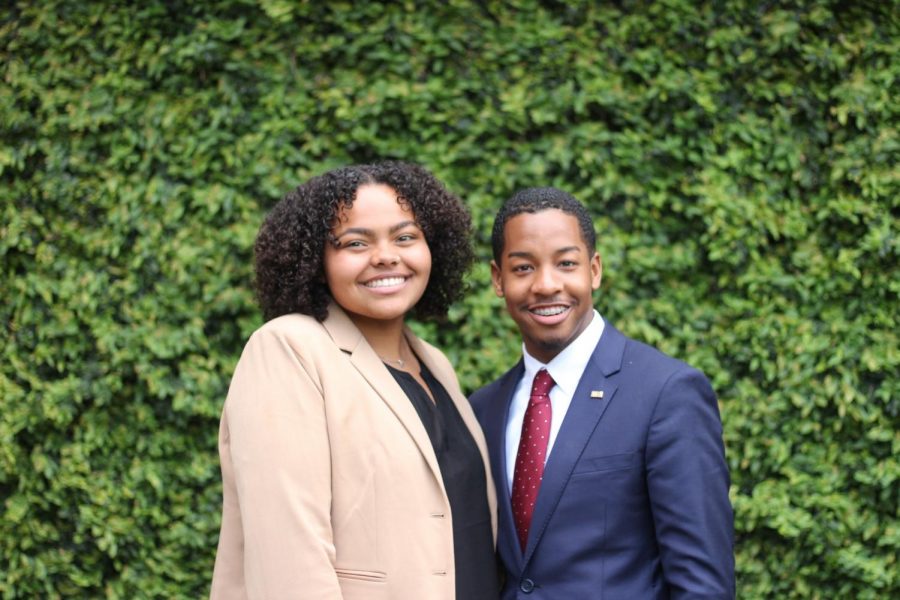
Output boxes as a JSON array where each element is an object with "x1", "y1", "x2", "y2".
[{"x1": 506, "y1": 246, "x2": 583, "y2": 259}]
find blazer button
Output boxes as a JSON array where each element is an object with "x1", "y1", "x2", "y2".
[{"x1": 520, "y1": 578, "x2": 535, "y2": 593}]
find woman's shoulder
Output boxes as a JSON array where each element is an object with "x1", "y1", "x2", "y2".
[
  {"x1": 257, "y1": 312, "x2": 323, "y2": 333},
  {"x1": 407, "y1": 331, "x2": 446, "y2": 361},
  {"x1": 245, "y1": 313, "x2": 333, "y2": 352}
]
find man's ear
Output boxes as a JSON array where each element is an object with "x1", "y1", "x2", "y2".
[
  {"x1": 490, "y1": 260, "x2": 504, "y2": 297},
  {"x1": 591, "y1": 251, "x2": 602, "y2": 290}
]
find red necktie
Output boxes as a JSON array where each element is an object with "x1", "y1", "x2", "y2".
[{"x1": 511, "y1": 369, "x2": 554, "y2": 551}]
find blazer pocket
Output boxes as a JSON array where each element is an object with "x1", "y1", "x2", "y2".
[
  {"x1": 335, "y1": 568, "x2": 388, "y2": 583},
  {"x1": 572, "y1": 451, "x2": 638, "y2": 476}
]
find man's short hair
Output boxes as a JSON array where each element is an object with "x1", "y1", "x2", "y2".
[{"x1": 491, "y1": 187, "x2": 597, "y2": 264}]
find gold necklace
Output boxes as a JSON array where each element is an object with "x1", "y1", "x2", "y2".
[
  {"x1": 380, "y1": 355, "x2": 405, "y2": 368},
  {"x1": 379, "y1": 337, "x2": 410, "y2": 369}
]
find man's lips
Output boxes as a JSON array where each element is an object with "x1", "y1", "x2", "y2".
[
  {"x1": 529, "y1": 304, "x2": 569, "y2": 317},
  {"x1": 524, "y1": 303, "x2": 572, "y2": 325}
]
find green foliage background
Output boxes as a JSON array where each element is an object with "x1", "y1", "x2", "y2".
[{"x1": 2, "y1": 0, "x2": 897, "y2": 597}]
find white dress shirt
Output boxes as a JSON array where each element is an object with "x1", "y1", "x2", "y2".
[{"x1": 505, "y1": 310, "x2": 606, "y2": 491}]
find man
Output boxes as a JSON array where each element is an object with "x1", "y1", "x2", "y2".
[{"x1": 470, "y1": 188, "x2": 734, "y2": 599}]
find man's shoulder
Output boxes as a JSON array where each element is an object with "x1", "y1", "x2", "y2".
[
  {"x1": 623, "y1": 335, "x2": 687, "y2": 370},
  {"x1": 603, "y1": 321, "x2": 689, "y2": 367},
  {"x1": 608, "y1": 339, "x2": 714, "y2": 411}
]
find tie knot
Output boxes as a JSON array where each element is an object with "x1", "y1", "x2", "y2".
[{"x1": 530, "y1": 369, "x2": 555, "y2": 399}]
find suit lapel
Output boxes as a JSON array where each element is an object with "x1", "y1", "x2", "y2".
[
  {"x1": 522, "y1": 324, "x2": 627, "y2": 563},
  {"x1": 483, "y1": 362, "x2": 526, "y2": 566},
  {"x1": 321, "y1": 303, "x2": 445, "y2": 494}
]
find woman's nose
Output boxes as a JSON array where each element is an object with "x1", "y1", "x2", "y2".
[{"x1": 372, "y1": 244, "x2": 400, "y2": 266}]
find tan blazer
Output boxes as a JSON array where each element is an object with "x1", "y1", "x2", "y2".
[{"x1": 210, "y1": 303, "x2": 497, "y2": 599}]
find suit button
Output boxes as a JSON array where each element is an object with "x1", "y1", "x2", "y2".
[{"x1": 520, "y1": 578, "x2": 535, "y2": 593}]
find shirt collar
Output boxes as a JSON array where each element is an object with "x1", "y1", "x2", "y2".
[{"x1": 521, "y1": 310, "x2": 605, "y2": 397}]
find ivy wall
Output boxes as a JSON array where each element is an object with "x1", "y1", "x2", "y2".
[{"x1": 2, "y1": 1, "x2": 897, "y2": 597}]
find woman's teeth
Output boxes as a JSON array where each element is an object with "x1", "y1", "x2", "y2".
[{"x1": 366, "y1": 277, "x2": 405, "y2": 288}]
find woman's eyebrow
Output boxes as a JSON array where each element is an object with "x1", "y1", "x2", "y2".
[
  {"x1": 389, "y1": 220, "x2": 419, "y2": 233},
  {"x1": 331, "y1": 227, "x2": 373, "y2": 240},
  {"x1": 332, "y1": 220, "x2": 418, "y2": 240}
]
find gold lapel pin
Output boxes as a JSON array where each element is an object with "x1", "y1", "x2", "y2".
[{"x1": 590, "y1": 390, "x2": 604, "y2": 399}]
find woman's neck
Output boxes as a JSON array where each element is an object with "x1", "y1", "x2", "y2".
[{"x1": 350, "y1": 314, "x2": 408, "y2": 361}]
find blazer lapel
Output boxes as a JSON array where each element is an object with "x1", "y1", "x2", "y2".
[
  {"x1": 321, "y1": 303, "x2": 445, "y2": 494},
  {"x1": 407, "y1": 333, "x2": 499, "y2": 544},
  {"x1": 522, "y1": 324, "x2": 627, "y2": 563}
]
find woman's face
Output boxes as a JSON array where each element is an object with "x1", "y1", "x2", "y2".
[{"x1": 323, "y1": 184, "x2": 432, "y2": 328}]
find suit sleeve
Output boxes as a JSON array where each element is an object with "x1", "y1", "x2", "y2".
[
  {"x1": 645, "y1": 367, "x2": 735, "y2": 599},
  {"x1": 214, "y1": 328, "x2": 342, "y2": 599}
]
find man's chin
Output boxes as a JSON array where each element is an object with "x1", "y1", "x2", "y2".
[{"x1": 523, "y1": 336, "x2": 568, "y2": 363}]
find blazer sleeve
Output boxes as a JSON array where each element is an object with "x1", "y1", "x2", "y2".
[
  {"x1": 645, "y1": 367, "x2": 735, "y2": 599},
  {"x1": 213, "y1": 326, "x2": 343, "y2": 599}
]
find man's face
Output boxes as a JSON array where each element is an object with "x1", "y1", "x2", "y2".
[{"x1": 491, "y1": 209, "x2": 601, "y2": 364}]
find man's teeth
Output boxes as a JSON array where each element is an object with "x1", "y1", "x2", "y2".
[
  {"x1": 533, "y1": 306, "x2": 567, "y2": 316},
  {"x1": 366, "y1": 277, "x2": 405, "y2": 288}
]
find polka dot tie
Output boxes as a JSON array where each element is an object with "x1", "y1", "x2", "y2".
[{"x1": 511, "y1": 369, "x2": 554, "y2": 552}]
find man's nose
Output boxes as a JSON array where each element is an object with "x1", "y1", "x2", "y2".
[{"x1": 531, "y1": 267, "x2": 562, "y2": 295}]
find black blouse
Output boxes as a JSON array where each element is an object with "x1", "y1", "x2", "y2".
[{"x1": 386, "y1": 362, "x2": 499, "y2": 600}]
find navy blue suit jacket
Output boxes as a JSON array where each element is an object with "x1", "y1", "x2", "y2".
[{"x1": 470, "y1": 323, "x2": 734, "y2": 599}]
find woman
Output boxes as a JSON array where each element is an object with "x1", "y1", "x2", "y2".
[{"x1": 210, "y1": 162, "x2": 499, "y2": 599}]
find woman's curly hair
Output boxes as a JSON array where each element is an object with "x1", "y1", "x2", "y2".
[{"x1": 254, "y1": 161, "x2": 474, "y2": 322}]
